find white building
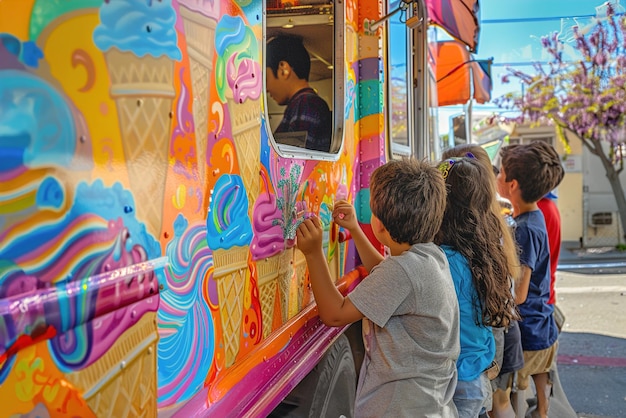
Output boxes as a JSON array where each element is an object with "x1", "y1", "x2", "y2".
[{"x1": 472, "y1": 117, "x2": 625, "y2": 248}]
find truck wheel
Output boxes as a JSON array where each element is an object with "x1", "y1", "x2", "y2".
[{"x1": 269, "y1": 333, "x2": 357, "y2": 418}]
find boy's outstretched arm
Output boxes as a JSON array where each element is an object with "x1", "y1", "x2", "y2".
[
  {"x1": 332, "y1": 200, "x2": 384, "y2": 272},
  {"x1": 296, "y1": 217, "x2": 364, "y2": 327}
]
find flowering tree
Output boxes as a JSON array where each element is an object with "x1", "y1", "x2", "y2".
[{"x1": 495, "y1": 3, "x2": 626, "y2": 240}]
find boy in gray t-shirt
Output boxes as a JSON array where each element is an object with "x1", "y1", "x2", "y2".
[{"x1": 296, "y1": 159, "x2": 460, "y2": 417}]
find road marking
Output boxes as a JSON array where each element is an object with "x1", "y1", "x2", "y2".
[
  {"x1": 556, "y1": 285, "x2": 626, "y2": 294},
  {"x1": 558, "y1": 354, "x2": 626, "y2": 368},
  {"x1": 558, "y1": 261, "x2": 626, "y2": 270},
  {"x1": 557, "y1": 271, "x2": 626, "y2": 280}
]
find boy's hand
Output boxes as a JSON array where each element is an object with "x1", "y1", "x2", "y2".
[
  {"x1": 296, "y1": 216, "x2": 324, "y2": 256},
  {"x1": 332, "y1": 200, "x2": 359, "y2": 231}
]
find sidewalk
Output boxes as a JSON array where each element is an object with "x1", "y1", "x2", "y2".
[
  {"x1": 557, "y1": 240, "x2": 626, "y2": 274},
  {"x1": 555, "y1": 270, "x2": 626, "y2": 418}
]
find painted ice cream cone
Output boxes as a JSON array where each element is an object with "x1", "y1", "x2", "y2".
[
  {"x1": 65, "y1": 312, "x2": 158, "y2": 417},
  {"x1": 256, "y1": 253, "x2": 282, "y2": 338},
  {"x1": 294, "y1": 247, "x2": 308, "y2": 311},
  {"x1": 228, "y1": 94, "x2": 260, "y2": 212},
  {"x1": 51, "y1": 216, "x2": 161, "y2": 416},
  {"x1": 278, "y1": 248, "x2": 295, "y2": 322},
  {"x1": 207, "y1": 174, "x2": 253, "y2": 367},
  {"x1": 212, "y1": 246, "x2": 249, "y2": 367},
  {"x1": 179, "y1": 1, "x2": 220, "y2": 182},
  {"x1": 104, "y1": 49, "x2": 175, "y2": 237},
  {"x1": 93, "y1": 0, "x2": 181, "y2": 238},
  {"x1": 251, "y1": 172, "x2": 287, "y2": 337},
  {"x1": 215, "y1": 16, "x2": 262, "y2": 212}
]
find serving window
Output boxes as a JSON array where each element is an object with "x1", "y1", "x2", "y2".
[{"x1": 265, "y1": 0, "x2": 344, "y2": 159}]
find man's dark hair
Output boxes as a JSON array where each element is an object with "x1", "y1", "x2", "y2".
[
  {"x1": 370, "y1": 159, "x2": 446, "y2": 245},
  {"x1": 266, "y1": 35, "x2": 311, "y2": 80},
  {"x1": 500, "y1": 141, "x2": 564, "y2": 204}
]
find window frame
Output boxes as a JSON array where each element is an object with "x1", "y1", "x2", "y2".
[{"x1": 263, "y1": 1, "x2": 345, "y2": 161}]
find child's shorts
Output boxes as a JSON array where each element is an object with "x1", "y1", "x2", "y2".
[
  {"x1": 491, "y1": 371, "x2": 515, "y2": 392},
  {"x1": 516, "y1": 341, "x2": 558, "y2": 390}
]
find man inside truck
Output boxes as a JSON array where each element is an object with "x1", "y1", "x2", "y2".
[{"x1": 266, "y1": 35, "x2": 332, "y2": 152}]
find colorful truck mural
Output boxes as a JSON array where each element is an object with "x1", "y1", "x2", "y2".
[{"x1": 0, "y1": 0, "x2": 480, "y2": 416}]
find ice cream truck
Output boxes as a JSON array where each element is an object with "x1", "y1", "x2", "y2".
[{"x1": 0, "y1": 0, "x2": 480, "y2": 416}]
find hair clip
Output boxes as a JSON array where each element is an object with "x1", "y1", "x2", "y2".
[
  {"x1": 437, "y1": 159, "x2": 456, "y2": 180},
  {"x1": 437, "y1": 153, "x2": 476, "y2": 180}
]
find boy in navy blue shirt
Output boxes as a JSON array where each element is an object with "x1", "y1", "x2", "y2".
[{"x1": 496, "y1": 141, "x2": 564, "y2": 418}]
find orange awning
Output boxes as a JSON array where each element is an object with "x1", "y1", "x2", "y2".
[{"x1": 435, "y1": 40, "x2": 492, "y2": 106}]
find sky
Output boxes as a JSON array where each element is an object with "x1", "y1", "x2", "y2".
[{"x1": 437, "y1": 0, "x2": 624, "y2": 136}]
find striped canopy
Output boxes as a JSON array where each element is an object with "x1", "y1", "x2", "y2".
[{"x1": 428, "y1": 0, "x2": 480, "y2": 52}]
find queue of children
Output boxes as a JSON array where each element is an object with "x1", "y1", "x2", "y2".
[
  {"x1": 441, "y1": 144, "x2": 524, "y2": 418},
  {"x1": 295, "y1": 140, "x2": 567, "y2": 417},
  {"x1": 434, "y1": 154, "x2": 519, "y2": 418}
]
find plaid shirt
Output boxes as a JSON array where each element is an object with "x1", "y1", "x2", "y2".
[{"x1": 275, "y1": 87, "x2": 332, "y2": 152}]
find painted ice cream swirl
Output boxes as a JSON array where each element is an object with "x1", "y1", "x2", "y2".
[
  {"x1": 226, "y1": 54, "x2": 261, "y2": 104},
  {"x1": 214, "y1": 15, "x2": 259, "y2": 102},
  {"x1": 251, "y1": 173, "x2": 284, "y2": 260},
  {"x1": 206, "y1": 174, "x2": 253, "y2": 250},
  {"x1": 93, "y1": 0, "x2": 182, "y2": 59},
  {"x1": 178, "y1": 0, "x2": 219, "y2": 16}
]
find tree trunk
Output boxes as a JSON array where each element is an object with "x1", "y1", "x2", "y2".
[
  {"x1": 605, "y1": 169, "x2": 626, "y2": 242},
  {"x1": 594, "y1": 141, "x2": 626, "y2": 242}
]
